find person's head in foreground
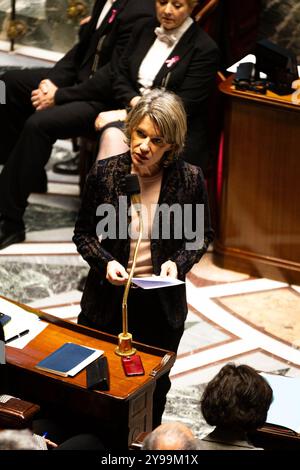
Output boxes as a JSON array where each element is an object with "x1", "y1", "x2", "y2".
[
  {"x1": 142, "y1": 421, "x2": 198, "y2": 450},
  {"x1": 201, "y1": 363, "x2": 273, "y2": 432},
  {"x1": 0, "y1": 429, "x2": 40, "y2": 450}
]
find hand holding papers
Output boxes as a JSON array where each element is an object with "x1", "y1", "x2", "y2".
[{"x1": 131, "y1": 276, "x2": 184, "y2": 290}]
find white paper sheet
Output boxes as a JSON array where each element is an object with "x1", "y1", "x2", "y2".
[
  {"x1": 0, "y1": 297, "x2": 48, "y2": 349},
  {"x1": 261, "y1": 373, "x2": 300, "y2": 433},
  {"x1": 131, "y1": 276, "x2": 184, "y2": 290}
]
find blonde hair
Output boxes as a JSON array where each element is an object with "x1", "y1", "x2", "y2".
[
  {"x1": 124, "y1": 89, "x2": 187, "y2": 165},
  {"x1": 157, "y1": 0, "x2": 198, "y2": 11}
]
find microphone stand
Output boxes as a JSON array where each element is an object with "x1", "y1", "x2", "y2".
[{"x1": 115, "y1": 192, "x2": 143, "y2": 356}]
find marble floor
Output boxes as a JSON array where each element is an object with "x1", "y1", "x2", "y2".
[{"x1": 1, "y1": 139, "x2": 300, "y2": 440}]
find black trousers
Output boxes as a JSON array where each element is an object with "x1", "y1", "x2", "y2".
[
  {"x1": 78, "y1": 287, "x2": 185, "y2": 429},
  {"x1": 0, "y1": 69, "x2": 104, "y2": 222}
]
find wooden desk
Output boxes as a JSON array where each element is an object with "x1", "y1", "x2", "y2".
[
  {"x1": 214, "y1": 76, "x2": 300, "y2": 284},
  {"x1": 1, "y1": 296, "x2": 175, "y2": 449}
]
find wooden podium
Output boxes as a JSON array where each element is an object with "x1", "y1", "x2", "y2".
[
  {"x1": 0, "y1": 296, "x2": 175, "y2": 449},
  {"x1": 214, "y1": 76, "x2": 300, "y2": 284}
]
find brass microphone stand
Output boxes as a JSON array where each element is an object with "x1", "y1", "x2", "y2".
[
  {"x1": 8, "y1": 0, "x2": 27, "y2": 52},
  {"x1": 115, "y1": 193, "x2": 143, "y2": 356}
]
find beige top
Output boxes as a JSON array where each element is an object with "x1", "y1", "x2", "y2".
[{"x1": 127, "y1": 170, "x2": 163, "y2": 277}]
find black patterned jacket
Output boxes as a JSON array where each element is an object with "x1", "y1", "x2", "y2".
[{"x1": 73, "y1": 152, "x2": 213, "y2": 329}]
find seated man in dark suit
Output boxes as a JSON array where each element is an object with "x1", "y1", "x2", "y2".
[{"x1": 0, "y1": 0, "x2": 155, "y2": 251}]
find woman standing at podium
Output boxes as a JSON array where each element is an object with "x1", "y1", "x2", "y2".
[{"x1": 73, "y1": 89, "x2": 213, "y2": 428}]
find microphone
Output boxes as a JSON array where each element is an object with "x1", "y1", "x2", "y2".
[
  {"x1": 115, "y1": 174, "x2": 143, "y2": 356},
  {"x1": 124, "y1": 174, "x2": 141, "y2": 208}
]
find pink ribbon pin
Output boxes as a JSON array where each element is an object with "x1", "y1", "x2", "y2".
[
  {"x1": 108, "y1": 9, "x2": 117, "y2": 24},
  {"x1": 165, "y1": 55, "x2": 180, "y2": 68}
]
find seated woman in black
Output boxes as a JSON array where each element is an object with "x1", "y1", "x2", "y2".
[{"x1": 94, "y1": 0, "x2": 219, "y2": 172}]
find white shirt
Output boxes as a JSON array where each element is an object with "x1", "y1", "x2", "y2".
[
  {"x1": 96, "y1": 0, "x2": 116, "y2": 29},
  {"x1": 138, "y1": 17, "x2": 193, "y2": 93}
]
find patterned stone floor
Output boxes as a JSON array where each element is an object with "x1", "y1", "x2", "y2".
[{"x1": 1, "y1": 140, "x2": 300, "y2": 438}]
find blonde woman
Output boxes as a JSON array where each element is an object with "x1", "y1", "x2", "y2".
[{"x1": 74, "y1": 89, "x2": 213, "y2": 428}]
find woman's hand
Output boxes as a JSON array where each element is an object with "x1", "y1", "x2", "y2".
[
  {"x1": 106, "y1": 260, "x2": 129, "y2": 285},
  {"x1": 95, "y1": 109, "x2": 127, "y2": 131},
  {"x1": 160, "y1": 260, "x2": 178, "y2": 279}
]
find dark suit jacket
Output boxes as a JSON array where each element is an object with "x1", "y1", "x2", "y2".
[
  {"x1": 113, "y1": 19, "x2": 219, "y2": 168},
  {"x1": 73, "y1": 152, "x2": 214, "y2": 329},
  {"x1": 48, "y1": 0, "x2": 155, "y2": 106},
  {"x1": 197, "y1": 431, "x2": 262, "y2": 450}
]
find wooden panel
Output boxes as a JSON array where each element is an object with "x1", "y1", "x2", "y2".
[
  {"x1": 214, "y1": 76, "x2": 300, "y2": 283},
  {"x1": 250, "y1": 425, "x2": 300, "y2": 450}
]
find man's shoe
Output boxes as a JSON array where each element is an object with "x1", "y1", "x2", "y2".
[
  {"x1": 52, "y1": 154, "x2": 80, "y2": 175},
  {"x1": 0, "y1": 219, "x2": 25, "y2": 250}
]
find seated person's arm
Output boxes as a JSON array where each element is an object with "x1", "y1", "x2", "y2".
[
  {"x1": 94, "y1": 96, "x2": 141, "y2": 131},
  {"x1": 47, "y1": 44, "x2": 80, "y2": 87},
  {"x1": 95, "y1": 109, "x2": 127, "y2": 131}
]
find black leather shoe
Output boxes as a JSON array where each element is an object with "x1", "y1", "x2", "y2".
[
  {"x1": 0, "y1": 219, "x2": 25, "y2": 250},
  {"x1": 52, "y1": 154, "x2": 80, "y2": 175}
]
